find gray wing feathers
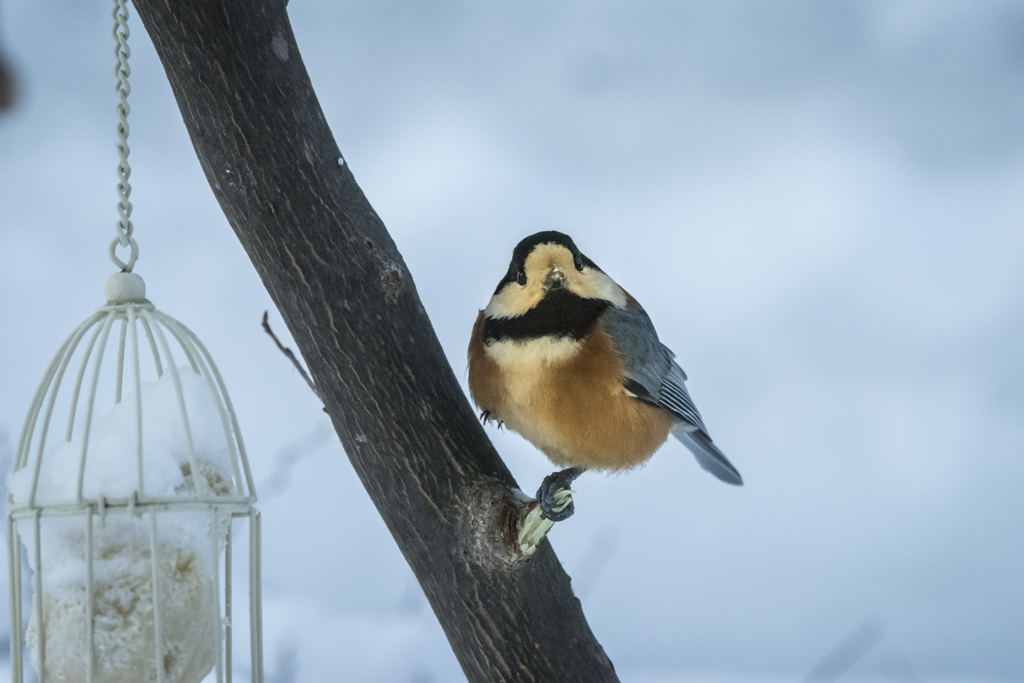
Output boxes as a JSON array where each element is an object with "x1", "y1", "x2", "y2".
[
  {"x1": 660, "y1": 361, "x2": 707, "y2": 433},
  {"x1": 601, "y1": 301, "x2": 704, "y2": 431},
  {"x1": 602, "y1": 299, "x2": 743, "y2": 486},
  {"x1": 601, "y1": 302, "x2": 670, "y2": 398},
  {"x1": 673, "y1": 430, "x2": 744, "y2": 486}
]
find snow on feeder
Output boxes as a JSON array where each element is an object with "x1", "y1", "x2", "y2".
[{"x1": 5, "y1": 2, "x2": 263, "y2": 682}]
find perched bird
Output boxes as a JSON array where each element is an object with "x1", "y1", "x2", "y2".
[{"x1": 468, "y1": 231, "x2": 742, "y2": 521}]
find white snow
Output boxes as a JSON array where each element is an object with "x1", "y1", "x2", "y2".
[{"x1": 9, "y1": 367, "x2": 233, "y2": 503}]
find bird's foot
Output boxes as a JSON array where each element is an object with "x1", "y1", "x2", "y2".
[
  {"x1": 479, "y1": 410, "x2": 504, "y2": 430},
  {"x1": 537, "y1": 467, "x2": 584, "y2": 522}
]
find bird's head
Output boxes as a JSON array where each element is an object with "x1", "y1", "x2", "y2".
[{"x1": 484, "y1": 231, "x2": 626, "y2": 322}]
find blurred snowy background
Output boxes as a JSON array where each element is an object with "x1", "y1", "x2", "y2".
[{"x1": 1, "y1": 0, "x2": 1023, "y2": 681}]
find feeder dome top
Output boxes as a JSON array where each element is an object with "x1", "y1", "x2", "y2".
[{"x1": 105, "y1": 271, "x2": 149, "y2": 305}]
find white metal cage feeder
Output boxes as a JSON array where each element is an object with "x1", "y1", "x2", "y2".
[
  {"x1": 6, "y1": 1, "x2": 263, "y2": 681},
  {"x1": 7, "y1": 271, "x2": 263, "y2": 683}
]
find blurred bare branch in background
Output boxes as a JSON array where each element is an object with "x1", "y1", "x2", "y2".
[
  {"x1": 571, "y1": 529, "x2": 621, "y2": 601},
  {"x1": 258, "y1": 420, "x2": 335, "y2": 502},
  {"x1": 0, "y1": 2, "x2": 15, "y2": 111},
  {"x1": 268, "y1": 639, "x2": 298, "y2": 683},
  {"x1": 806, "y1": 618, "x2": 885, "y2": 683},
  {"x1": 0, "y1": 56, "x2": 12, "y2": 111}
]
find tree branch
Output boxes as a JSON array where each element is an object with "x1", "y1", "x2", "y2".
[
  {"x1": 262, "y1": 311, "x2": 321, "y2": 400},
  {"x1": 131, "y1": 1, "x2": 618, "y2": 680}
]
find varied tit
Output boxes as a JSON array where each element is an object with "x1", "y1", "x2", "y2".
[{"x1": 468, "y1": 230, "x2": 742, "y2": 521}]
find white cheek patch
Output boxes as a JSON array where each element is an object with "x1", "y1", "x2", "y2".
[
  {"x1": 572, "y1": 269, "x2": 627, "y2": 308},
  {"x1": 485, "y1": 336, "x2": 582, "y2": 369},
  {"x1": 484, "y1": 283, "x2": 544, "y2": 319}
]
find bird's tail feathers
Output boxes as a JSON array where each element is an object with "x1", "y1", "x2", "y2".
[{"x1": 673, "y1": 428, "x2": 743, "y2": 486}]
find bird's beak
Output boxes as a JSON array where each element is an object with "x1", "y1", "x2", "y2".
[{"x1": 543, "y1": 268, "x2": 567, "y2": 293}]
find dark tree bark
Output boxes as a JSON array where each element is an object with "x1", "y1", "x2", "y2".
[{"x1": 131, "y1": 1, "x2": 619, "y2": 681}]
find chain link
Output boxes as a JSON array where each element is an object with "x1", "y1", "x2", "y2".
[{"x1": 111, "y1": 0, "x2": 135, "y2": 271}]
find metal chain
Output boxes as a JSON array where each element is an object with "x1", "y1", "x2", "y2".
[{"x1": 109, "y1": 0, "x2": 137, "y2": 272}]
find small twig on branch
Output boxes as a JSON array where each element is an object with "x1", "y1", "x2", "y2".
[{"x1": 262, "y1": 311, "x2": 323, "y2": 401}]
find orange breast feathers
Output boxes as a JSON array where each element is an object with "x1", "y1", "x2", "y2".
[{"x1": 467, "y1": 310, "x2": 672, "y2": 471}]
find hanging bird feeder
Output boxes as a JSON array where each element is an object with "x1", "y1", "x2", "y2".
[{"x1": 6, "y1": 2, "x2": 263, "y2": 682}]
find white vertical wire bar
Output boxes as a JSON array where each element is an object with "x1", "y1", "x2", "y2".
[
  {"x1": 225, "y1": 519, "x2": 232, "y2": 683},
  {"x1": 170, "y1": 325, "x2": 201, "y2": 375},
  {"x1": 15, "y1": 361, "x2": 54, "y2": 472},
  {"x1": 13, "y1": 524, "x2": 23, "y2": 683},
  {"x1": 155, "y1": 313, "x2": 200, "y2": 375},
  {"x1": 250, "y1": 509, "x2": 263, "y2": 683},
  {"x1": 172, "y1": 321, "x2": 255, "y2": 500},
  {"x1": 32, "y1": 510, "x2": 44, "y2": 683},
  {"x1": 13, "y1": 523, "x2": 23, "y2": 683},
  {"x1": 16, "y1": 327, "x2": 80, "y2": 470},
  {"x1": 85, "y1": 508, "x2": 95, "y2": 683},
  {"x1": 210, "y1": 509, "x2": 224, "y2": 683},
  {"x1": 75, "y1": 312, "x2": 118, "y2": 505},
  {"x1": 252, "y1": 511, "x2": 260, "y2": 683},
  {"x1": 27, "y1": 315, "x2": 105, "y2": 504},
  {"x1": 248, "y1": 511, "x2": 257, "y2": 683},
  {"x1": 114, "y1": 316, "x2": 128, "y2": 404},
  {"x1": 7, "y1": 515, "x2": 21, "y2": 683},
  {"x1": 160, "y1": 316, "x2": 243, "y2": 496},
  {"x1": 127, "y1": 307, "x2": 145, "y2": 497},
  {"x1": 6, "y1": 517, "x2": 14, "y2": 683},
  {"x1": 148, "y1": 511, "x2": 166, "y2": 683},
  {"x1": 66, "y1": 314, "x2": 110, "y2": 442},
  {"x1": 139, "y1": 315, "x2": 163, "y2": 377},
  {"x1": 141, "y1": 311, "x2": 206, "y2": 497},
  {"x1": 22, "y1": 313, "x2": 104, "y2": 473}
]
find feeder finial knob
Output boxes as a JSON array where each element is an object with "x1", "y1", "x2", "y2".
[{"x1": 105, "y1": 271, "x2": 147, "y2": 304}]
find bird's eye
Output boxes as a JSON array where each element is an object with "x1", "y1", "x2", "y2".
[
  {"x1": 574, "y1": 256, "x2": 584, "y2": 271},
  {"x1": 517, "y1": 271, "x2": 527, "y2": 286}
]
